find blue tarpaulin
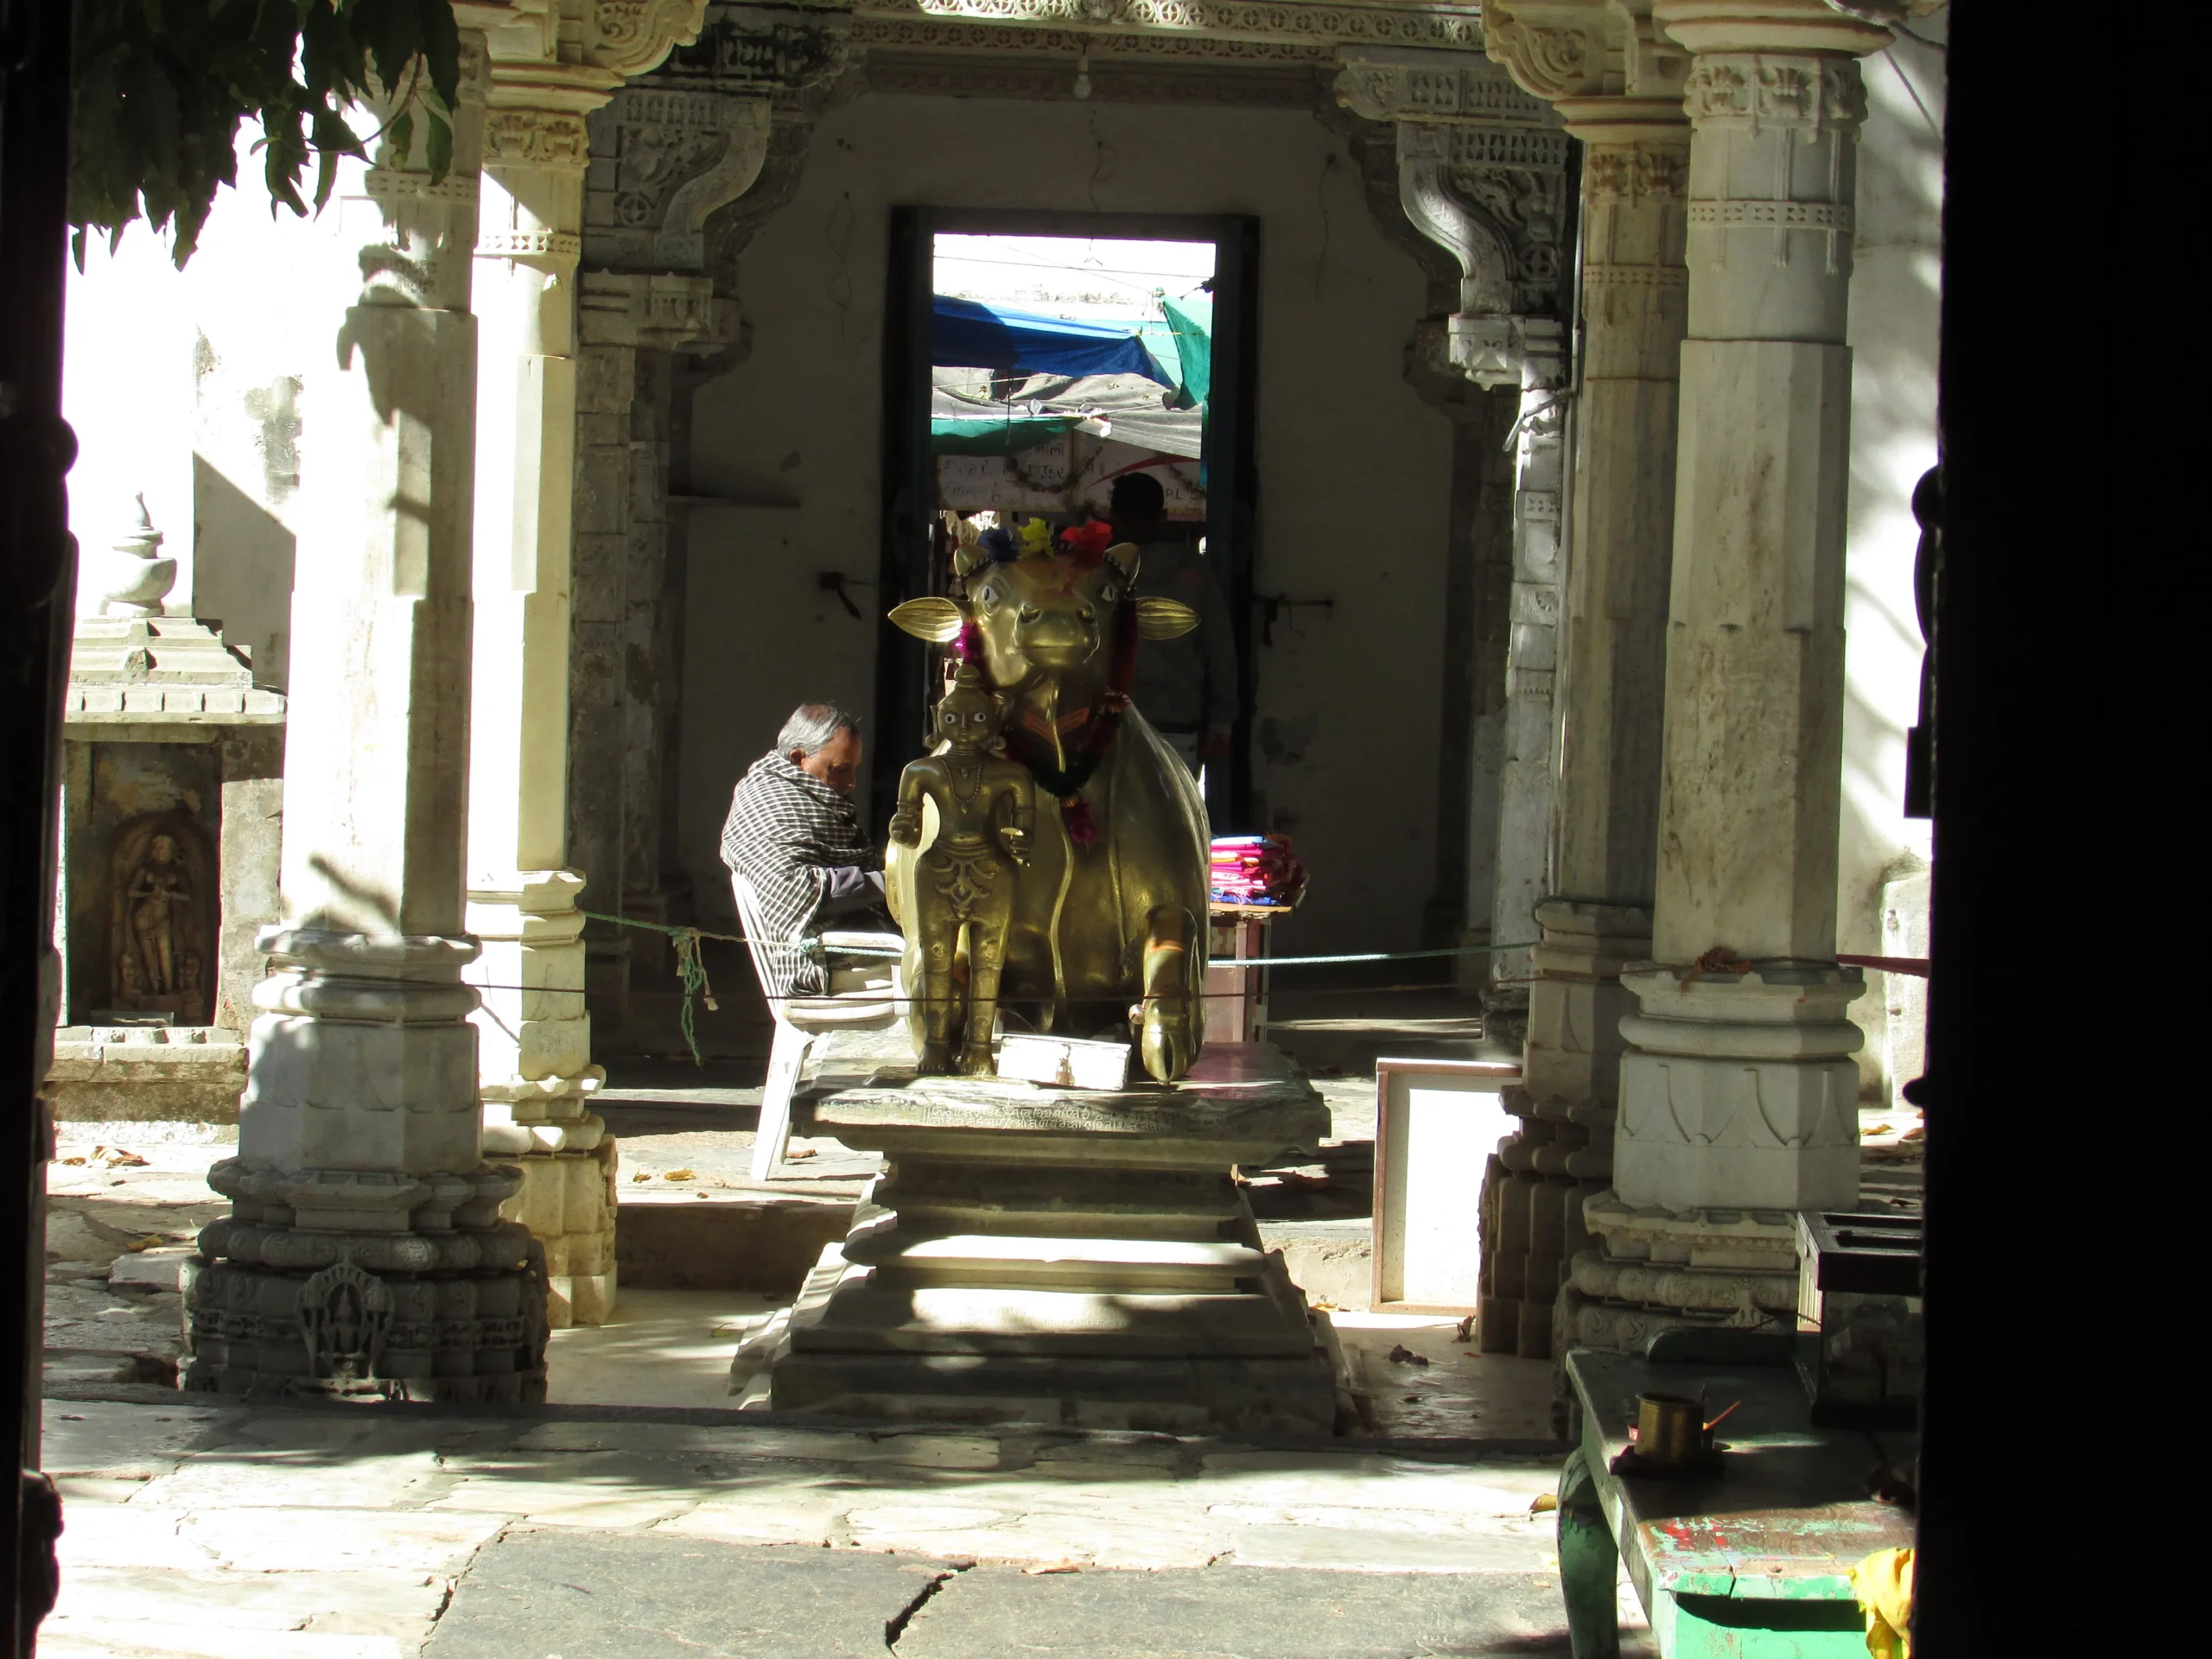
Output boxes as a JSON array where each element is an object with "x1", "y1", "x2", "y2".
[{"x1": 932, "y1": 296, "x2": 1176, "y2": 389}]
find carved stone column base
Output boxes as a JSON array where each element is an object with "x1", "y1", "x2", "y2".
[
  {"x1": 184, "y1": 1242, "x2": 549, "y2": 1403},
  {"x1": 469, "y1": 874, "x2": 617, "y2": 1323},
  {"x1": 494, "y1": 1138, "x2": 619, "y2": 1328},
  {"x1": 1478, "y1": 1119, "x2": 1607, "y2": 1358},
  {"x1": 1616, "y1": 964, "x2": 1865, "y2": 1212},
  {"x1": 1548, "y1": 1189, "x2": 1800, "y2": 1359}
]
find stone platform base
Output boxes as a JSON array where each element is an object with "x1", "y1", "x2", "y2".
[
  {"x1": 733, "y1": 1044, "x2": 1344, "y2": 1435},
  {"x1": 46, "y1": 1027, "x2": 247, "y2": 1122}
]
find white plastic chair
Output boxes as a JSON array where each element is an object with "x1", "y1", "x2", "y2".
[{"x1": 731, "y1": 872, "x2": 906, "y2": 1180}]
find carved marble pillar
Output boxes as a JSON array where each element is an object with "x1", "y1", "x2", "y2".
[
  {"x1": 569, "y1": 272, "x2": 738, "y2": 1030},
  {"x1": 468, "y1": 91, "x2": 617, "y2": 1329},
  {"x1": 460, "y1": 0, "x2": 715, "y2": 1325},
  {"x1": 569, "y1": 85, "x2": 763, "y2": 1035},
  {"x1": 1474, "y1": 2, "x2": 1694, "y2": 1357},
  {"x1": 1561, "y1": 0, "x2": 1890, "y2": 1352},
  {"x1": 183, "y1": 42, "x2": 550, "y2": 1402},
  {"x1": 1336, "y1": 56, "x2": 1573, "y2": 1013}
]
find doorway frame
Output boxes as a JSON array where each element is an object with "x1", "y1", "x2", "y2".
[{"x1": 877, "y1": 207, "x2": 1262, "y2": 833}]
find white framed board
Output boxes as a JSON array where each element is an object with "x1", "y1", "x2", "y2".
[{"x1": 1371, "y1": 1058, "x2": 1520, "y2": 1314}]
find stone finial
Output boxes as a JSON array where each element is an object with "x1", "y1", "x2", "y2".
[{"x1": 98, "y1": 494, "x2": 177, "y2": 617}]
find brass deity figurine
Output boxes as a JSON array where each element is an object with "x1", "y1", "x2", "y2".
[
  {"x1": 887, "y1": 520, "x2": 1209, "y2": 1083},
  {"x1": 888, "y1": 663, "x2": 1037, "y2": 1076}
]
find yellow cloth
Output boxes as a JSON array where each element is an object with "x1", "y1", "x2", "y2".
[{"x1": 1848, "y1": 1547, "x2": 1914, "y2": 1659}]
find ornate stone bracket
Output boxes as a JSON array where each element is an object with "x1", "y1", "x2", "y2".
[
  {"x1": 588, "y1": 89, "x2": 773, "y2": 270},
  {"x1": 1338, "y1": 48, "x2": 1570, "y2": 390}
]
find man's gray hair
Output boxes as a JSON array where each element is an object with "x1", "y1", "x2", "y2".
[{"x1": 778, "y1": 702, "x2": 861, "y2": 758}]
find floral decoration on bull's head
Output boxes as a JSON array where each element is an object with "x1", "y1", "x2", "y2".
[{"x1": 888, "y1": 530, "x2": 1198, "y2": 696}]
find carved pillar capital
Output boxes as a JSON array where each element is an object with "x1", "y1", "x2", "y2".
[
  {"x1": 484, "y1": 108, "x2": 594, "y2": 169},
  {"x1": 1481, "y1": 0, "x2": 1615, "y2": 101},
  {"x1": 1651, "y1": 0, "x2": 1891, "y2": 59},
  {"x1": 587, "y1": 0, "x2": 714, "y2": 78},
  {"x1": 578, "y1": 270, "x2": 738, "y2": 353}
]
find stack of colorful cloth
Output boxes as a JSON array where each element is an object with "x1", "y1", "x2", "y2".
[{"x1": 1208, "y1": 835, "x2": 1307, "y2": 910}]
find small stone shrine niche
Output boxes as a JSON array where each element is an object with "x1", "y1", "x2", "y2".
[
  {"x1": 105, "y1": 811, "x2": 216, "y2": 1027},
  {"x1": 45, "y1": 497, "x2": 287, "y2": 1125}
]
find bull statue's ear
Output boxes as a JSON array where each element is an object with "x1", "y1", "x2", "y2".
[
  {"x1": 1135, "y1": 598, "x2": 1199, "y2": 640},
  {"x1": 888, "y1": 597, "x2": 967, "y2": 642},
  {"x1": 1104, "y1": 541, "x2": 1141, "y2": 582},
  {"x1": 946, "y1": 512, "x2": 987, "y2": 577}
]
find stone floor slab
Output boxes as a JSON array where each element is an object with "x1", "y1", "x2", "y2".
[
  {"x1": 41, "y1": 1622, "x2": 405, "y2": 1659},
  {"x1": 422, "y1": 1528, "x2": 953, "y2": 1657},
  {"x1": 128, "y1": 1449, "x2": 454, "y2": 1511},
  {"x1": 892, "y1": 1560, "x2": 1578, "y2": 1657},
  {"x1": 52, "y1": 1565, "x2": 448, "y2": 1633},
  {"x1": 175, "y1": 1507, "x2": 508, "y2": 1573},
  {"x1": 511, "y1": 1418, "x2": 1000, "y2": 1468},
  {"x1": 41, "y1": 1402, "x2": 244, "y2": 1478}
]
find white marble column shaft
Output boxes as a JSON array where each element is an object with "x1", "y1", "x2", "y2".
[
  {"x1": 467, "y1": 95, "x2": 617, "y2": 1327},
  {"x1": 184, "y1": 43, "x2": 549, "y2": 1402},
  {"x1": 1483, "y1": 97, "x2": 1694, "y2": 1357},
  {"x1": 1578, "y1": 4, "x2": 1891, "y2": 1328}
]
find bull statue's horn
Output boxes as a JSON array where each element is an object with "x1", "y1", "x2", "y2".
[
  {"x1": 888, "y1": 596, "x2": 967, "y2": 642},
  {"x1": 1135, "y1": 597, "x2": 1199, "y2": 640}
]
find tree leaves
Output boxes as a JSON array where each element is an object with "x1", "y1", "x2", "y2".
[{"x1": 70, "y1": 0, "x2": 467, "y2": 270}]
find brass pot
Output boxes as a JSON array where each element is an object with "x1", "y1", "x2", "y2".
[{"x1": 1635, "y1": 1392, "x2": 1707, "y2": 1467}]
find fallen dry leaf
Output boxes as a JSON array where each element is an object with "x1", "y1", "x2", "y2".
[
  {"x1": 1899, "y1": 1126, "x2": 1924, "y2": 1141},
  {"x1": 124, "y1": 1236, "x2": 162, "y2": 1253},
  {"x1": 1387, "y1": 1344, "x2": 1430, "y2": 1367},
  {"x1": 631, "y1": 1173, "x2": 652, "y2": 1183},
  {"x1": 694, "y1": 1192, "x2": 711, "y2": 1199},
  {"x1": 1402, "y1": 1394, "x2": 1421, "y2": 1403},
  {"x1": 1311, "y1": 1298, "x2": 1339, "y2": 1313},
  {"x1": 785, "y1": 1147, "x2": 817, "y2": 1161},
  {"x1": 1022, "y1": 1561, "x2": 1082, "y2": 1575},
  {"x1": 663, "y1": 1168, "x2": 696, "y2": 1181},
  {"x1": 59, "y1": 1157, "x2": 85, "y2": 1167},
  {"x1": 1529, "y1": 1493, "x2": 1558, "y2": 1515}
]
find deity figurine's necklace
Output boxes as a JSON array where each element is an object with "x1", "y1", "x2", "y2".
[{"x1": 946, "y1": 754, "x2": 984, "y2": 805}]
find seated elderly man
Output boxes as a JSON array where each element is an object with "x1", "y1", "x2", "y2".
[{"x1": 719, "y1": 703, "x2": 889, "y2": 996}]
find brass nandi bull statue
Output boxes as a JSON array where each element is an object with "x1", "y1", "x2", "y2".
[{"x1": 886, "y1": 520, "x2": 1210, "y2": 1083}]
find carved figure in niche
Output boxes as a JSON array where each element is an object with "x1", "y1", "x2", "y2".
[
  {"x1": 298, "y1": 1255, "x2": 394, "y2": 1381},
  {"x1": 129, "y1": 835, "x2": 188, "y2": 993},
  {"x1": 106, "y1": 815, "x2": 213, "y2": 1025},
  {"x1": 887, "y1": 664, "x2": 1035, "y2": 1076}
]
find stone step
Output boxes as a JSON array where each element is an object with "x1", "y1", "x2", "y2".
[
  {"x1": 792, "y1": 1268, "x2": 1329, "y2": 1360},
  {"x1": 842, "y1": 1230, "x2": 1271, "y2": 1294}
]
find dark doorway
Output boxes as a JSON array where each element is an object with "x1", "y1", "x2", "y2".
[{"x1": 876, "y1": 208, "x2": 1260, "y2": 834}]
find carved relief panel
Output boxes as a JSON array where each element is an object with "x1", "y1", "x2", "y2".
[{"x1": 106, "y1": 812, "x2": 217, "y2": 1027}]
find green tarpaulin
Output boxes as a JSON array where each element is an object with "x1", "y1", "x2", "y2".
[{"x1": 1160, "y1": 296, "x2": 1212, "y2": 410}]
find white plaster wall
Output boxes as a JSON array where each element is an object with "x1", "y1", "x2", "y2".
[
  {"x1": 1840, "y1": 20, "x2": 1946, "y2": 1097},
  {"x1": 63, "y1": 235, "x2": 195, "y2": 615},
  {"x1": 61, "y1": 127, "x2": 331, "y2": 690},
  {"x1": 677, "y1": 93, "x2": 1453, "y2": 954}
]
